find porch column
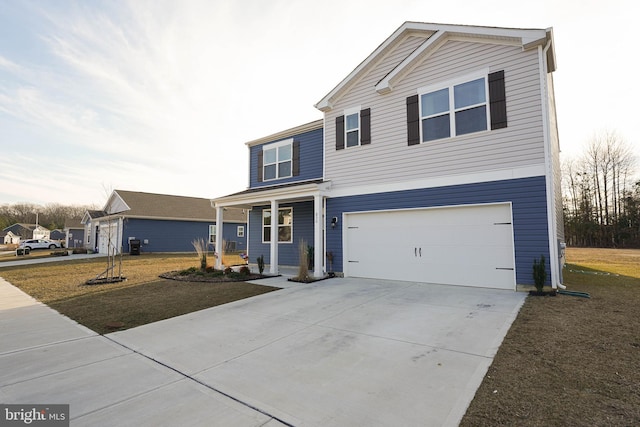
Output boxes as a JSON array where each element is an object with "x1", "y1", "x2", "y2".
[
  {"x1": 270, "y1": 199, "x2": 278, "y2": 275},
  {"x1": 313, "y1": 194, "x2": 323, "y2": 278},
  {"x1": 215, "y1": 206, "x2": 223, "y2": 270}
]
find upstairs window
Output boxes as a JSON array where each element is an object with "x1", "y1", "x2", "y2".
[
  {"x1": 420, "y1": 77, "x2": 487, "y2": 142},
  {"x1": 262, "y1": 139, "x2": 292, "y2": 181},
  {"x1": 407, "y1": 70, "x2": 505, "y2": 146},
  {"x1": 345, "y1": 111, "x2": 360, "y2": 147},
  {"x1": 336, "y1": 108, "x2": 371, "y2": 150}
]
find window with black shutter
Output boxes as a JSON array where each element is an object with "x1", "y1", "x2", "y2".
[
  {"x1": 337, "y1": 108, "x2": 371, "y2": 149},
  {"x1": 407, "y1": 70, "x2": 506, "y2": 144}
]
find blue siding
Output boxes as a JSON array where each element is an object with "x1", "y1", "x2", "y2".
[
  {"x1": 248, "y1": 201, "x2": 315, "y2": 266},
  {"x1": 68, "y1": 229, "x2": 85, "y2": 248},
  {"x1": 122, "y1": 219, "x2": 246, "y2": 253},
  {"x1": 249, "y1": 128, "x2": 323, "y2": 189},
  {"x1": 326, "y1": 176, "x2": 550, "y2": 286}
]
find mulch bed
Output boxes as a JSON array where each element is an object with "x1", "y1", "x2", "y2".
[{"x1": 159, "y1": 270, "x2": 271, "y2": 282}]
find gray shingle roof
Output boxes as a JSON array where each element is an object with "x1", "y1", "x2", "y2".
[{"x1": 113, "y1": 190, "x2": 246, "y2": 222}]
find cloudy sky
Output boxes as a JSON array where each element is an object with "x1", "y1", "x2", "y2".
[{"x1": 0, "y1": 0, "x2": 636, "y2": 206}]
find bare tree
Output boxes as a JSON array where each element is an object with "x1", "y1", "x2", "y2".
[{"x1": 563, "y1": 129, "x2": 637, "y2": 247}]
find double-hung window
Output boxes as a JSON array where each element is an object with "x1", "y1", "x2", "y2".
[
  {"x1": 262, "y1": 207, "x2": 293, "y2": 243},
  {"x1": 345, "y1": 109, "x2": 360, "y2": 148},
  {"x1": 420, "y1": 75, "x2": 488, "y2": 142},
  {"x1": 209, "y1": 224, "x2": 216, "y2": 243},
  {"x1": 335, "y1": 107, "x2": 371, "y2": 150},
  {"x1": 262, "y1": 139, "x2": 292, "y2": 181}
]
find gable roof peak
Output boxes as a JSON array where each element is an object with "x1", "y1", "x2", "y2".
[{"x1": 315, "y1": 21, "x2": 553, "y2": 112}]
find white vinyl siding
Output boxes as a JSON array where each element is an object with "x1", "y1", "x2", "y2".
[{"x1": 324, "y1": 38, "x2": 546, "y2": 190}]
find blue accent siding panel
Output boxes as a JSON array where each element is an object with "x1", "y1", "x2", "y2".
[
  {"x1": 326, "y1": 176, "x2": 550, "y2": 285},
  {"x1": 248, "y1": 201, "x2": 315, "y2": 266},
  {"x1": 121, "y1": 219, "x2": 246, "y2": 253},
  {"x1": 249, "y1": 128, "x2": 323, "y2": 188}
]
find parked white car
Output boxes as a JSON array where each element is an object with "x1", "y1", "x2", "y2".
[{"x1": 19, "y1": 239, "x2": 62, "y2": 250}]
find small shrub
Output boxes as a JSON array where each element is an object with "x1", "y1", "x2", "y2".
[
  {"x1": 205, "y1": 265, "x2": 216, "y2": 273},
  {"x1": 224, "y1": 266, "x2": 233, "y2": 275},
  {"x1": 533, "y1": 254, "x2": 547, "y2": 292},
  {"x1": 192, "y1": 238, "x2": 208, "y2": 271},
  {"x1": 295, "y1": 239, "x2": 310, "y2": 282},
  {"x1": 257, "y1": 255, "x2": 265, "y2": 274},
  {"x1": 239, "y1": 266, "x2": 250, "y2": 275},
  {"x1": 306, "y1": 245, "x2": 314, "y2": 270},
  {"x1": 326, "y1": 251, "x2": 334, "y2": 272}
]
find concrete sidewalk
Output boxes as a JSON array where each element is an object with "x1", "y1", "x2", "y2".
[
  {"x1": 0, "y1": 252, "x2": 105, "y2": 268},
  {"x1": 0, "y1": 274, "x2": 525, "y2": 426}
]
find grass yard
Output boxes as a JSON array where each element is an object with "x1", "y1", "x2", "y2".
[
  {"x1": 460, "y1": 247, "x2": 640, "y2": 426},
  {"x1": 0, "y1": 253, "x2": 279, "y2": 334}
]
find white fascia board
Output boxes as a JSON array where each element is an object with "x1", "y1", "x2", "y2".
[
  {"x1": 245, "y1": 120, "x2": 323, "y2": 148},
  {"x1": 213, "y1": 182, "x2": 332, "y2": 208},
  {"x1": 80, "y1": 211, "x2": 91, "y2": 225},
  {"x1": 315, "y1": 22, "x2": 418, "y2": 112},
  {"x1": 105, "y1": 191, "x2": 130, "y2": 215},
  {"x1": 376, "y1": 30, "x2": 447, "y2": 94}
]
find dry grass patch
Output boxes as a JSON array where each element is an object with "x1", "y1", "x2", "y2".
[
  {"x1": 0, "y1": 254, "x2": 279, "y2": 334},
  {"x1": 461, "y1": 247, "x2": 640, "y2": 426}
]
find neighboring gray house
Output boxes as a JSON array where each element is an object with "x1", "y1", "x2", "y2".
[
  {"x1": 213, "y1": 22, "x2": 564, "y2": 291},
  {"x1": 82, "y1": 190, "x2": 247, "y2": 255},
  {"x1": 64, "y1": 218, "x2": 85, "y2": 248},
  {"x1": 50, "y1": 229, "x2": 65, "y2": 241}
]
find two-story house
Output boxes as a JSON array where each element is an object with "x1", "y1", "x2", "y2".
[{"x1": 213, "y1": 22, "x2": 564, "y2": 291}]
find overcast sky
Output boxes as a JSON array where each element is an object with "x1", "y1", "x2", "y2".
[{"x1": 1, "y1": 0, "x2": 637, "y2": 206}]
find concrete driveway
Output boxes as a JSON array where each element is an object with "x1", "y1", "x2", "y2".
[{"x1": 0, "y1": 275, "x2": 525, "y2": 426}]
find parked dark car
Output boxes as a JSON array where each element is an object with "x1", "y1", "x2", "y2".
[{"x1": 19, "y1": 239, "x2": 61, "y2": 250}]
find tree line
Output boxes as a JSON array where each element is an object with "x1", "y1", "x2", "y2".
[
  {"x1": 0, "y1": 203, "x2": 97, "y2": 233},
  {"x1": 563, "y1": 130, "x2": 639, "y2": 248}
]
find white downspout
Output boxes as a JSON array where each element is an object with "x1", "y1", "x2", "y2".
[{"x1": 540, "y1": 37, "x2": 566, "y2": 291}]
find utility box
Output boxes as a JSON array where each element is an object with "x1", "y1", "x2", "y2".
[{"x1": 130, "y1": 239, "x2": 141, "y2": 255}]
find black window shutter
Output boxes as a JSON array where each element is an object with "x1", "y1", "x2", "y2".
[
  {"x1": 257, "y1": 150, "x2": 263, "y2": 182},
  {"x1": 360, "y1": 108, "x2": 371, "y2": 145},
  {"x1": 336, "y1": 115, "x2": 345, "y2": 150},
  {"x1": 292, "y1": 140, "x2": 300, "y2": 176},
  {"x1": 406, "y1": 95, "x2": 420, "y2": 145},
  {"x1": 489, "y1": 70, "x2": 507, "y2": 130}
]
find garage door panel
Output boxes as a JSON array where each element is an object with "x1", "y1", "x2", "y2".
[{"x1": 345, "y1": 204, "x2": 515, "y2": 290}]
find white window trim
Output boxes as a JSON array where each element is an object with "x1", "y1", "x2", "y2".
[
  {"x1": 262, "y1": 207, "x2": 293, "y2": 244},
  {"x1": 343, "y1": 106, "x2": 361, "y2": 148},
  {"x1": 417, "y1": 69, "x2": 490, "y2": 143},
  {"x1": 237, "y1": 225, "x2": 245, "y2": 238},
  {"x1": 209, "y1": 224, "x2": 216, "y2": 243},
  {"x1": 262, "y1": 138, "x2": 293, "y2": 181}
]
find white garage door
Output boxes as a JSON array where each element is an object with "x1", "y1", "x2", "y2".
[{"x1": 344, "y1": 203, "x2": 515, "y2": 289}]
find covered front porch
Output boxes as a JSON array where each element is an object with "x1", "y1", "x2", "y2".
[{"x1": 212, "y1": 181, "x2": 331, "y2": 278}]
